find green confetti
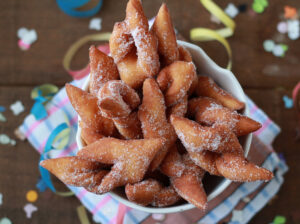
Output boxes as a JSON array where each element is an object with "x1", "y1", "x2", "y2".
[
  {"x1": 252, "y1": 0, "x2": 268, "y2": 13},
  {"x1": 273, "y1": 215, "x2": 286, "y2": 224},
  {"x1": 0, "y1": 217, "x2": 12, "y2": 224},
  {"x1": 280, "y1": 44, "x2": 288, "y2": 52}
]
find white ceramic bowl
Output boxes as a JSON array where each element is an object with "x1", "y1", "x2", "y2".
[{"x1": 76, "y1": 40, "x2": 252, "y2": 214}]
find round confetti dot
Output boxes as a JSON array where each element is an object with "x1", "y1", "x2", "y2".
[
  {"x1": 272, "y1": 45, "x2": 284, "y2": 57},
  {"x1": 26, "y1": 190, "x2": 38, "y2": 202},
  {"x1": 0, "y1": 134, "x2": 10, "y2": 145},
  {"x1": 0, "y1": 218, "x2": 12, "y2": 224},
  {"x1": 252, "y1": 3, "x2": 264, "y2": 13},
  {"x1": 277, "y1": 22, "x2": 288, "y2": 34},
  {"x1": 288, "y1": 31, "x2": 299, "y2": 40},
  {"x1": 263, "y1": 40, "x2": 275, "y2": 52}
]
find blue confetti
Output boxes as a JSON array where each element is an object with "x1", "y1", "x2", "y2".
[
  {"x1": 282, "y1": 95, "x2": 293, "y2": 109},
  {"x1": 0, "y1": 106, "x2": 6, "y2": 112},
  {"x1": 36, "y1": 177, "x2": 48, "y2": 192}
]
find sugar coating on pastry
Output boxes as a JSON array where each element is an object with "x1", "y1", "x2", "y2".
[
  {"x1": 215, "y1": 153, "x2": 274, "y2": 182},
  {"x1": 89, "y1": 46, "x2": 119, "y2": 96},
  {"x1": 170, "y1": 115, "x2": 243, "y2": 155},
  {"x1": 138, "y1": 78, "x2": 177, "y2": 171},
  {"x1": 98, "y1": 80, "x2": 140, "y2": 118},
  {"x1": 40, "y1": 157, "x2": 108, "y2": 190},
  {"x1": 77, "y1": 137, "x2": 163, "y2": 193},
  {"x1": 152, "y1": 3, "x2": 179, "y2": 65},
  {"x1": 66, "y1": 84, "x2": 115, "y2": 136},
  {"x1": 196, "y1": 76, "x2": 245, "y2": 110},
  {"x1": 157, "y1": 61, "x2": 197, "y2": 106},
  {"x1": 125, "y1": 179, "x2": 181, "y2": 207}
]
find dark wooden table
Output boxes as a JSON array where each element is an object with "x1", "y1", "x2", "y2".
[{"x1": 0, "y1": 0, "x2": 299, "y2": 223}]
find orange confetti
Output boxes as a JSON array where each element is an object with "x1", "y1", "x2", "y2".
[
  {"x1": 26, "y1": 190, "x2": 38, "y2": 203},
  {"x1": 284, "y1": 6, "x2": 297, "y2": 19}
]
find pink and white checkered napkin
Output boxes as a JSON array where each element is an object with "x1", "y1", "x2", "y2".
[{"x1": 19, "y1": 77, "x2": 288, "y2": 224}]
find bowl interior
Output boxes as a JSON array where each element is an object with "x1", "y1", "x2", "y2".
[{"x1": 76, "y1": 40, "x2": 252, "y2": 214}]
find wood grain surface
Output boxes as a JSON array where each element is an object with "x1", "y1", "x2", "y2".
[{"x1": 0, "y1": 0, "x2": 299, "y2": 223}]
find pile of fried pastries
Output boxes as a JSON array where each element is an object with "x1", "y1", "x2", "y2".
[{"x1": 41, "y1": 0, "x2": 273, "y2": 210}]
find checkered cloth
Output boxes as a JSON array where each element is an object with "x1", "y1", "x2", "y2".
[{"x1": 19, "y1": 77, "x2": 288, "y2": 224}]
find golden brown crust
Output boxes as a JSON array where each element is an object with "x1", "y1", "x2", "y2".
[
  {"x1": 152, "y1": 3, "x2": 179, "y2": 66},
  {"x1": 77, "y1": 138, "x2": 163, "y2": 193},
  {"x1": 89, "y1": 46, "x2": 119, "y2": 96},
  {"x1": 216, "y1": 153, "x2": 274, "y2": 182},
  {"x1": 66, "y1": 84, "x2": 115, "y2": 136},
  {"x1": 157, "y1": 61, "x2": 197, "y2": 106},
  {"x1": 196, "y1": 76, "x2": 245, "y2": 110},
  {"x1": 138, "y1": 78, "x2": 177, "y2": 171}
]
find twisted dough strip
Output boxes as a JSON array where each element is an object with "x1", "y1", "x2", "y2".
[
  {"x1": 161, "y1": 146, "x2": 207, "y2": 210},
  {"x1": 125, "y1": 179, "x2": 181, "y2": 207},
  {"x1": 110, "y1": 0, "x2": 159, "y2": 89},
  {"x1": 152, "y1": 3, "x2": 179, "y2": 66},
  {"x1": 188, "y1": 97, "x2": 261, "y2": 136},
  {"x1": 125, "y1": 0, "x2": 160, "y2": 76},
  {"x1": 138, "y1": 78, "x2": 177, "y2": 171},
  {"x1": 89, "y1": 46, "x2": 119, "y2": 96},
  {"x1": 109, "y1": 22, "x2": 134, "y2": 64},
  {"x1": 66, "y1": 84, "x2": 115, "y2": 137},
  {"x1": 40, "y1": 157, "x2": 108, "y2": 193},
  {"x1": 170, "y1": 115, "x2": 243, "y2": 155},
  {"x1": 77, "y1": 138, "x2": 163, "y2": 193},
  {"x1": 167, "y1": 95, "x2": 188, "y2": 120},
  {"x1": 98, "y1": 80, "x2": 142, "y2": 139},
  {"x1": 157, "y1": 61, "x2": 197, "y2": 106},
  {"x1": 216, "y1": 153, "x2": 273, "y2": 182},
  {"x1": 196, "y1": 76, "x2": 245, "y2": 110}
]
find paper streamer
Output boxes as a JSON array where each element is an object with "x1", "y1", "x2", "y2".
[
  {"x1": 30, "y1": 84, "x2": 59, "y2": 120},
  {"x1": 39, "y1": 122, "x2": 74, "y2": 196},
  {"x1": 190, "y1": 0, "x2": 236, "y2": 70},
  {"x1": 62, "y1": 33, "x2": 111, "y2": 80},
  {"x1": 56, "y1": 0, "x2": 103, "y2": 18},
  {"x1": 77, "y1": 205, "x2": 91, "y2": 224}
]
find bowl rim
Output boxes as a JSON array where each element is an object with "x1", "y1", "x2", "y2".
[{"x1": 75, "y1": 40, "x2": 252, "y2": 214}]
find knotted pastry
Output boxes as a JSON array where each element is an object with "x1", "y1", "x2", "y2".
[
  {"x1": 40, "y1": 157, "x2": 108, "y2": 193},
  {"x1": 157, "y1": 61, "x2": 197, "y2": 106},
  {"x1": 79, "y1": 121, "x2": 104, "y2": 145},
  {"x1": 125, "y1": 179, "x2": 181, "y2": 207},
  {"x1": 138, "y1": 78, "x2": 177, "y2": 171},
  {"x1": 161, "y1": 146, "x2": 207, "y2": 209},
  {"x1": 188, "y1": 97, "x2": 261, "y2": 136},
  {"x1": 196, "y1": 76, "x2": 245, "y2": 110},
  {"x1": 77, "y1": 137, "x2": 163, "y2": 193},
  {"x1": 66, "y1": 84, "x2": 115, "y2": 137},
  {"x1": 98, "y1": 80, "x2": 142, "y2": 139}
]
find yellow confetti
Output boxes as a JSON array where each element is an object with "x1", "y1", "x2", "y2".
[{"x1": 26, "y1": 190, "x2": 38, "y2": 203}]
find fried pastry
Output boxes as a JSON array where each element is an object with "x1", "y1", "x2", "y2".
[
  {"x1": 138, "y1": 78, "x2": 177, "y2": 171},
  {"x1": 188, "y1": 97, "x2": 261, "y2": 136},
  {"x1": 125, "y1": 179, "x2": 181, "y2": 207},
  {"x1": 66, "y1": 84, "x2": 115, "y2": 136},
  {"x1": 196, "y1": 76, "x2": 245, "y2": 110},
  {"x1": 170, "y1": 115, "x2": 243, "y2": 155},
  {"x1": 89, "y1": 46, "x2": 119, "y2": 96},
  {"x1": 215, "y1": 153, "x2": 274, "y2": 182},
  {"x1": 77, "y1": 137, "x2": 163, "y2": 193},
  {"x1": 152, "y1": 3, "x2": 179, "y2": 66},
  {"x1": 98, "y1": 80, "x2": 142, "y2": 139},
  {"x1": 109, "y1": 22, "x2": 134, "y2": 64},
  {"x1": 157, "y1": 61, "x2": 197, "y2": 106},
  {"x1": 161, "y1": 146, "x2": 207, "y2": 209},
  {"x1": 178, "y1": 45, "x2": 193, "y2": 62},
  {"x1": 167, "y1": 95, "x2": 188, "y2": 119},
  {"x1": 40, "y1": 157, "x2": 108, "y2": 190},
  {"x1": 79, "y1": 121, "x2": 104, "y2": 145}
]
